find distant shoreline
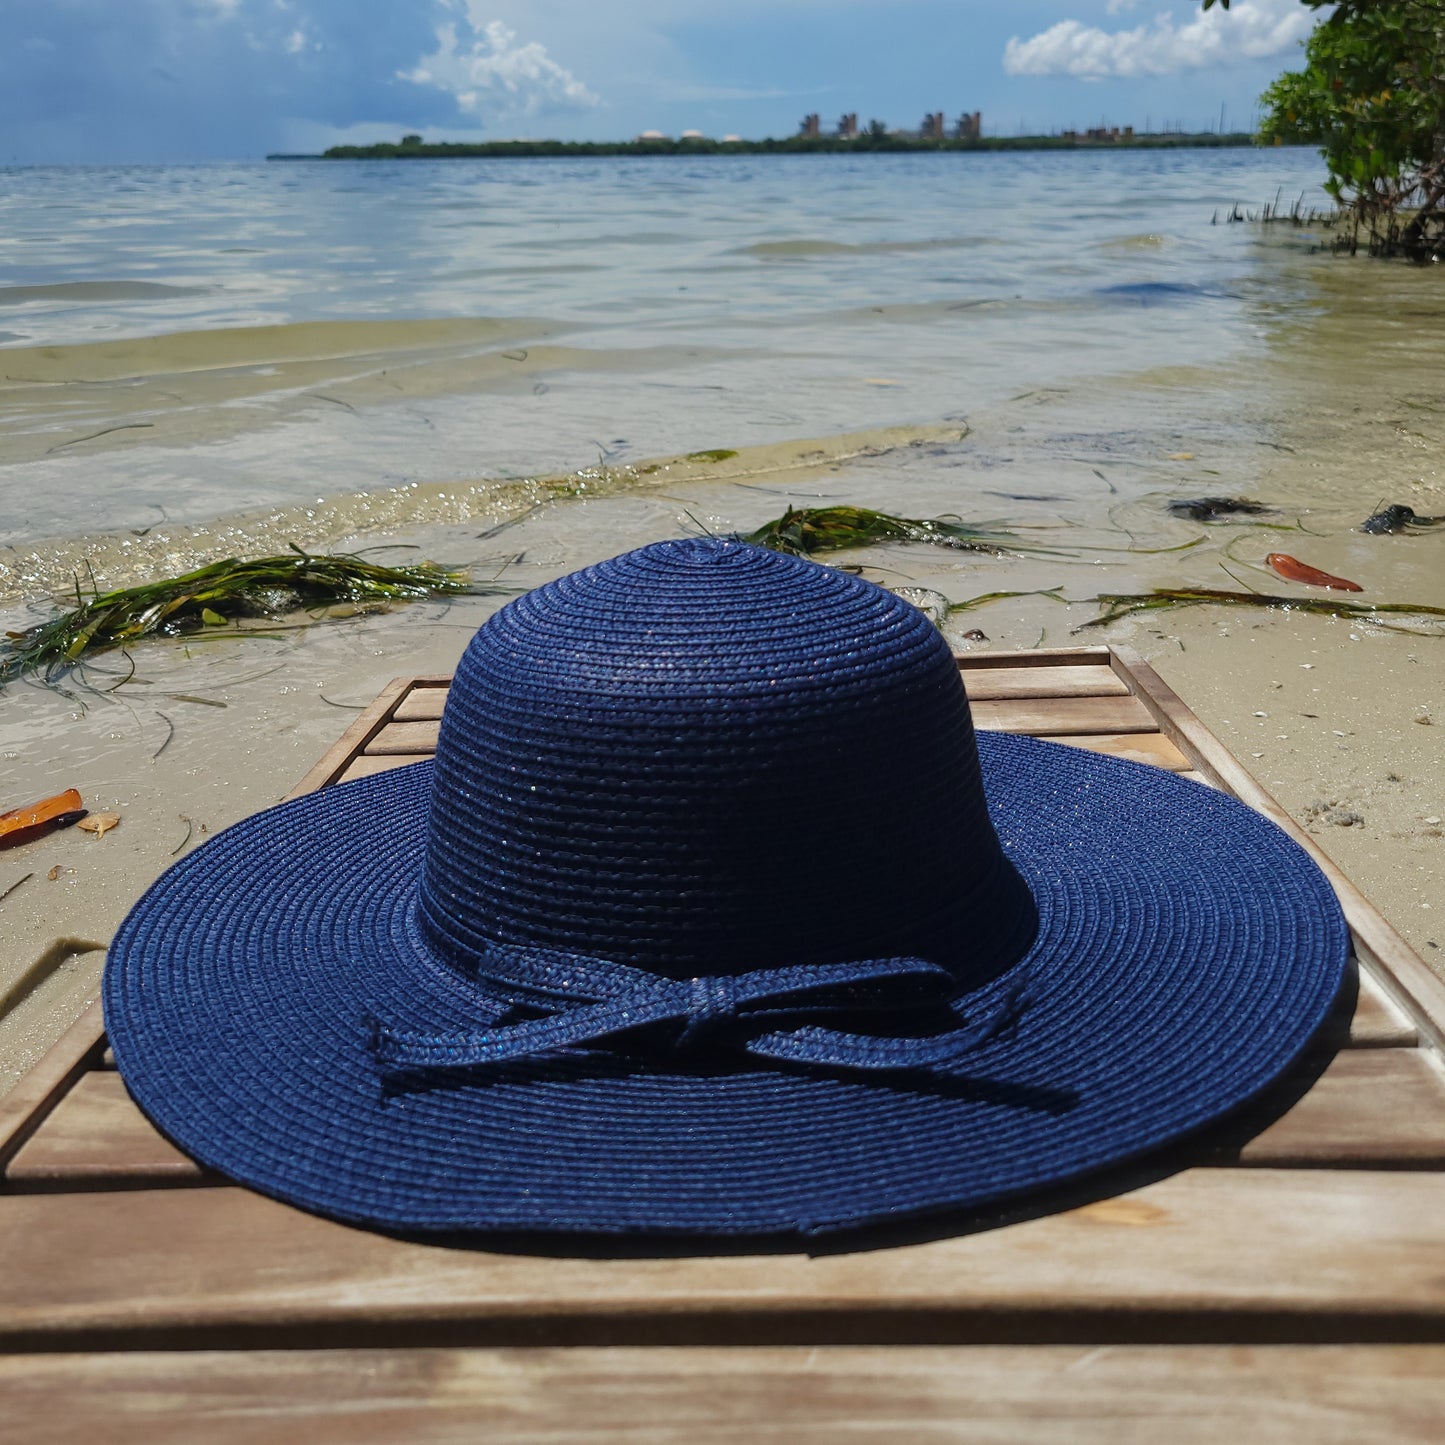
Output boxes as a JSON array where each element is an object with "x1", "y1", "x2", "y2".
[{"x1": 270, "y1": 132, "x2": 1260, "y2": 162}]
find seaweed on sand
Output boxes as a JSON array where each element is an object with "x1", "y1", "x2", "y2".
[
  {"x1": 1077, "y1": 588, "x2": 1445, "y2": 635},
  {"x1": 1166, "y1": 497, "x2": 1273, "y2": 522},
  {"x1": 1359, "y1": 504, "x2": 1445, "y2": 535},
  {"x1": 742, "y1": 505, "x2": 1042, "y2": 558},
  {"x1": 891, "y1": 585, "x2": 1067, "y2": 626},
  {"x1": 2, "y1": 548, "x2": 495, "y2": 687}
]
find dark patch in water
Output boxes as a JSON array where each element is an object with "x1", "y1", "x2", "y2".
[
  {"x1": 1167, "y1": 496, "x2": 1272, "y2": 522},
  {"x1": 1360, "y1": 504, "x2": 1445, "y2": 534},
  {"x1": 1097, "y1": 281, "x2": 1236, "y2": 307},
  {"x1": 0, "y1": 281, "x2": 211, "y2": 305}
]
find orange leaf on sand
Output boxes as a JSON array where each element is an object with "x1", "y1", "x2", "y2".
[
  {"x1": 77, "y1": 812, "x2": 121, "y2": 839},
  {"x1": 1265, "y1": 553, "x2": 1364, "y2": 592},
  {"x1": 0, "y1": 788, "x2": 85, "y2": 849}
]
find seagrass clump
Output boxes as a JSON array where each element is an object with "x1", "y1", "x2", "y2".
[
  {"x1": 742, "y1": 505, "x2": 1027, "y2": 558},
  {"x1": 1080, "y1": 587, "x2": 1445, "y2": 635},
  {"x1": 2, "y1": 549, "x2": 490, "y2": 686}
]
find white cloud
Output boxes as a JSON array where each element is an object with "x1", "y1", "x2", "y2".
[
  {"x1": 1004, "y1": 0, "x2": 1314, "y2": 81},
  {"x1": 400, "y1": 13, "x2": 597, "y2": 120}
]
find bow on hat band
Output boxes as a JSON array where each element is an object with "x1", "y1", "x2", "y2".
[{"x1": 371, "y1": 946, "x2": 1029, "y2": 1077}]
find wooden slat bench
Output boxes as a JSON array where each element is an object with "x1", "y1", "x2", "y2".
[{"x1": 3, "y1": 645, "x2": 1443, "y2": 1440}]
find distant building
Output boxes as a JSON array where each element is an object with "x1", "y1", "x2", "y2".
[
  {"x1": 799, "y1": 113, "x2": 821, "y2": 138},
  {"x1": 837, "y1": 113, "x2": 858, "y2": 140},
  {"x1": 920, "y1": 111, "x2": 946, "y2": 140},
  {"x1": 722, "y1": 134, "x2": 742, "y2": 143},
  {"x1": 680, "y1": 129, "x2": 705, "y2": 140},
  {"x1": 637, "y1": 130, "x2": 668, "y2": 141},
  {"x1": 956, "y1": 111, "x2": 981, "y2": 142}
]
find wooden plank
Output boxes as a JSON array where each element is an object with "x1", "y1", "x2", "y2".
[
  {"x1": 1351, "y1": 970, "x2": 1419, "y2": 1048},
  {"x1": 1353, "y1": 933, "x2": 1445, "y2": 1060},
  {"x1": 956, "y1": 647, "x2": 1115, "y2": 671},
  {"x1": 1223, "y1": 1050, "x2": 1445, "y2": 1167},
  {"x1": 389, "y1": 671, "x2": 1128, "y2": 716},
  {"x1": 392, "y1": 686, "x2": 450, "y2": 723},
  {"x1": 4, "y1": 1170, "x2": 1445, "y2": 1348},
  {"x1": 969, "y1": 694, "x2": 1157, "y2": 737},
  {"x1": 0, "y1": 1001, "x2": 105, "y2": 1172},
  {"x1": 1047, "y1": 732, "x2": 1192, "y2": 771},
  {"x1": 3, "y1": 1345, "x2": 1443, "y2": 1444},
  {"x1": 337, "y1": 753, "x2": 432, "y2": 785},
  {"x1": 364, "y1": 719, "x2": 442, "y2": 755},
  {"x1": 1177, "y1": 770, "x2": 1221, "y2": 789},
  {"x1": 4, "y1": 1073, "x2": 208, "y2": 1188},
  {"x1": 282, "y1": 676, "x2": 412, "y2": 800},
  {"x1": 962, "y1": 665, "x2": 1128, "y2": 702},
  {"x1": 15, "y1": 1031, "x2": 1430, "y2": 1193},
  {"x1": 1109, "y1": 648, "x2": 1445, "y2": 1056}
]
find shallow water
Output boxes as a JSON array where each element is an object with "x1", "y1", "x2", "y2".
[
  {"x1": 1, "y1": 149, "x2": 1443, "y2": 1083},
  {"x1": 0, "y1": 147, "x2": 1360, "y2": 563}
]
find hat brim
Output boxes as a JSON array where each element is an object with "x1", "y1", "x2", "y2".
[{"x1": 103, "y1": 732, "x2": 1349, "y2": 1237}]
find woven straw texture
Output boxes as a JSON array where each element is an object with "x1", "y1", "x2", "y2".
[{"x1": 104, "y1": 539, "x2": 1349, "y2": 1238}]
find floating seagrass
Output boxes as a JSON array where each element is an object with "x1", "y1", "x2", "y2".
[
  {"x1": 742, "y1": 505, "x2": 1034, "y2": 558},
  {"x1": 1, "y1": 549, "x2": 496, "y2": 686},
  {"x1": 1079, "y1": 588, "x2": 1445, "y2": 634},
  {"x1": 889, "y1": 586, "x2": 1066, "y2": 627}
]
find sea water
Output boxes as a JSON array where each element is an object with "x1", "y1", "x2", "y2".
[{"x1": 0, "y1": 148, "x2": 1360, "y2": 552}]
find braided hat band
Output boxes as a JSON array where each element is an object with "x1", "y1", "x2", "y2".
[{"x1": 103, "y1": 539, "x2": 1349, "y2": 1237}]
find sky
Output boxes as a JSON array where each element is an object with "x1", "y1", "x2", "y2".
[{"x1": 0, "y1": 0, "x2": 1325, "y2": 164}]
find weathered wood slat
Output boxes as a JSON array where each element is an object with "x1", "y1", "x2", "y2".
[
  {"x1": 387, "y1": 665, "x2": 1133, "y2": 716},
  {"x1": 1045, "y1": 731, "x2": 1193, "y2": 771},
  {"x1": 391, "y1": 687, "x2": 449, "y2": 723},
  {"x1": 369, "y1": 670, "x2": 1127, "y2": 728},
  {"x1": 5, "y1": 1073, "x2": 207, "y2": 1187},
  {"x1": 365, "y1": 719, "x2": 442, "y2": 755},
  {"x1": 0, "y1": 1000, "x2": 105, "y2": 1172},
  {"x1": 957, "y1": 648, "x2": 1114, "y2": 671},
  {"x1": 1351, "y1": 972, "x2": 1419, "y2": 1048},
  {"x1": 337, "y1": 753, "x2": 432, "y2": 785},
  {"x1": 961, "y1": 665, "x2": 1128, "y2": 701},
  {"x1": 1177, "y1": 770, "x2": 1221, "y2": 789},
  {"x1": 1226, "y1": 1050, "x2": 1445, "y2": 1166},
  {"x1": 1354, "y1": 932, "x2": 1445, "y2": 1061},
  {"x1": 969, "y1": 695, "x2": 1158, "y2": 737},
  {"x1": 4, "y1": 1170, "x2": 1445, "y2": 1348},
  {"x1": 3, "y1": 1345, "x2": 1443, "y2": 1444},
  {"x1": 10, "y1": 1039, "x2": 1434, "y2": 1193}
]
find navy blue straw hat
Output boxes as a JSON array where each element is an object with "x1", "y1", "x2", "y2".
[{"x1": 104, "y1": 538, "x2": 1349, "y2": 1237}]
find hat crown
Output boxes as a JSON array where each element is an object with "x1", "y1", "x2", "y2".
[{"x1": 419, "y1": 538, "x2": 1034, "y2": 983}]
